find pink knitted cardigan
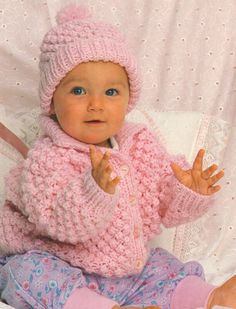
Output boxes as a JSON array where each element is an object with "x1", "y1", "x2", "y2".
[{"x1": 0, "y1": 116, "x2": 212, "y2": 277}]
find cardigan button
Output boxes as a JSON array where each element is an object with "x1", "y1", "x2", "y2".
[
  {"x1": 120, "y1": 165, "x2": 129, "y2": 176},
  {"x1": 136, "y1": 259, "x2": 143, "y2": 270}
]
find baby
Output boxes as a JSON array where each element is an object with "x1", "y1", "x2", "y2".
[{"x1": 0, "y1": 4, "x2": 235, "y2": 309}]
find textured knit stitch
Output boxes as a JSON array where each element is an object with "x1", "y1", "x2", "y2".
[
  {"x1": 39, "y1": 5, "x2": 140, "y2": 115},
  {"x1": 0, "y1": 116, "x2": 213, "y2": 277}
]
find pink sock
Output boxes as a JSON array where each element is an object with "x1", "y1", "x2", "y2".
[
  {"x1": 63, "y1": 287, "x2": 118, "y2": 309},
  {"x1": 170, "y1": 275, "x2": 216, "y2": 309}
]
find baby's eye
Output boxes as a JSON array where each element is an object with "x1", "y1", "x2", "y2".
[
  {"x1": 105, "y1": 88, "x2": 119, "y2": 96},
  {"x1": 71, "y1": 87, "x2": 86, "y2": 96}
]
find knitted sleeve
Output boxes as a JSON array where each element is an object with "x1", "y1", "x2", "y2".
[
  {"x1": 5, "y1": 139, "x2": 119, "y2": 244},
  {"x1": 131, "y1": 127, "x2": 213, "y2": 241}
]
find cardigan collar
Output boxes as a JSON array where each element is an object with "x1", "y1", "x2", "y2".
[{"x1": 39, "y1": 115, "x2": 144, "y2": 154}]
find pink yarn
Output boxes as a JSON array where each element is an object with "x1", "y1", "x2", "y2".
[
  {"x1": 0, "y1": 117, "x2": 213, "y2": 277},
  {"x1": 56, "y1": 5, "x2": 91, "y2": 24}
]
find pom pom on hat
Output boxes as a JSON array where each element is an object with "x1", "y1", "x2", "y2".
[
  {"x1": 39, "y1": 5, "x2": 141, "y2": 115},
  {"x1": 56, "y1": 4, "x2": 91, "y2": 25}
]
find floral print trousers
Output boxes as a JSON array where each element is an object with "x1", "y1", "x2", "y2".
[{"x1": 0, "y1": 248, "x2": 205, "y2": 309}]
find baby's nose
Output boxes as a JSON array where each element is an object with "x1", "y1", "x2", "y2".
[{"x1": 88, "y1": 96, "x2": 104, "y2": 110}]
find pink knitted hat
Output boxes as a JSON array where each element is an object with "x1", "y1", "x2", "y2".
[{"x1": 39, "y1": 5, "x2": 141, "y2": 115}]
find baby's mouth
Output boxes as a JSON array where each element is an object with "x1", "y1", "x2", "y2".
[
  {"x1": 86, "y1": 120, "x2": 101, "y2": 122},
  {"x1": 84, "y1": 120, "x2": 105, "y2": 124}
]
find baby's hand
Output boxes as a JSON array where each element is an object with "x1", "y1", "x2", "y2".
[
  {"x1": 89, "y1": 145, "x2": 120, "y2": 194},
  {"x1": 171, "y1": 149, "x2": 224, "y2": 195}
]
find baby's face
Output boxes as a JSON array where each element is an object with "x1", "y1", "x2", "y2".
[{"x1": 51, "y1": 61, "x2": 129, "y2": 147}]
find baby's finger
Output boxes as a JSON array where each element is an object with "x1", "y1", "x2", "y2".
[
  {"x1": 207, "y1": 184, "x2": 221, "y2": 195},
  {"x1": 108, "y1": 176, "x2": 120, "y2": 190},
  {"x1": 89, "y1": 145, "x2": 103, "y2": 168},
  {"x1": 89, "y1": 144, "x2": 95, "y2": 156},
  {"x1": 192, "y1": 149, "x2": 205, "y2": 172},
  {"x1": 171, "y1": 163, "x2": 186, "y2": 181},
  {"x1": 97, "y1": 151, "x2": 111, "y2": 173},
  {"x1": 99, "y1": 165, "x2": 112, "y2": 188},
  {"x1": 209, "y1": 170, "x2": 224, "y2": 186},
  {"x1": 201, "y1": 164, "x2": 218, "y2": 179}
]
